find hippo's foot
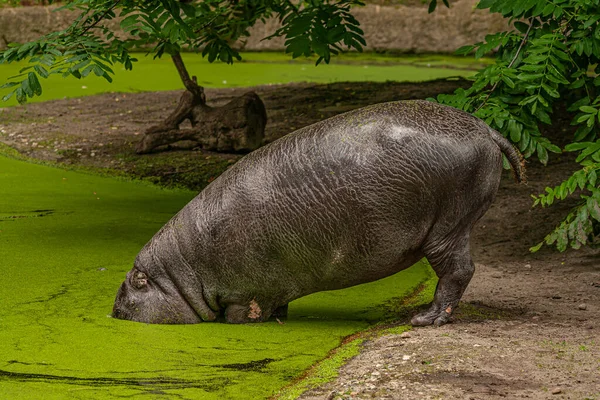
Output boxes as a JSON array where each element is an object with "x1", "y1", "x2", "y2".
[
  {"x1": 411, "y1": 304, "x2": 453, "y2": 327},
  {"x1": 416, "y1": 237, "x2": 475, "y2": 327}
]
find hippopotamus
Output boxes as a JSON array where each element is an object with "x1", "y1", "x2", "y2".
[{"x1": 113, "y1": 100, "x2": 524, "y2": 326}]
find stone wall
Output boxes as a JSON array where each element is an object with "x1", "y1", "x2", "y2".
[{"x1": 0, "y1": 1, "x2": 507, "y2": 53}]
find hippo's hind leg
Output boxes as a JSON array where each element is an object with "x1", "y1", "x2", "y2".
[{"x1": 412, "y1": 236, "x2": 474, "y2": 327}]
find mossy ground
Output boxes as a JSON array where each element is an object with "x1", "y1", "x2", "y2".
[{"x1": 0, "y1": 154, "x2": 433, "y2": 399}]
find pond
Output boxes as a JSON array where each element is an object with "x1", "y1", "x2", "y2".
[
  {"x1": 0, "y1": 154, "x2": 433, "y2": 399},
  {"x1": 0, "y1": 52, "x2": 481, "y2": 106}
]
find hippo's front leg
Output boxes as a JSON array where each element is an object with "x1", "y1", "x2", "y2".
[
  {"x1": 224, "y1": 298, "x2": 286, "y2": 323},
  {"x1": 411, "y1": 238, "x2": 475, "y2": 327}
]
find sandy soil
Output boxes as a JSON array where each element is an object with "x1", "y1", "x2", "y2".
[{"x1": 0, "y1": 80, "x2": 598, "y2": 399}]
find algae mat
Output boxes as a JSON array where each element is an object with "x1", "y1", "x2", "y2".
[{"x1": 0, "y1": 155, "x2": 431, "y2": 399}]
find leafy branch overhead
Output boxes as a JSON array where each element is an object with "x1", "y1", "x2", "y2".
[
  {"x1": 0, "y1": 0, "x2": 366, "y2": 102},
  {"x1": 431, "y1": 0, "x2": 600, "y2": 251}
]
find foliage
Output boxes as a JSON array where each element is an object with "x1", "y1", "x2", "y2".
[
  {"x1": 430, "y1": 0, "x2": 600, "y2": 251},
  {"x1": 0, "y1": 0, "x2": 365, "y2": 102}
]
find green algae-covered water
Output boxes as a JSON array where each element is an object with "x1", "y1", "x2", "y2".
[
  {"x1": 0, "y1": 52, "x2": 477, "y2": 107},
  {"x1": 0, "y1": 155, "x2": 431, "y2": 399}
]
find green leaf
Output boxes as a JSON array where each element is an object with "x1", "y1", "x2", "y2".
[
  {"x1": 428, "y1": 0, "x2": 437, "y2": 13},
  {"x1": 574, "y1": 125, "x2": 593, "y2": 142},
  {"x1": 576, "y1": 114, "x2": 593, "y2": 124},
  {"x1": 553, "y1": 6, "x2": 563, "y2": 18},
  {"x1": 120, "y1": 14, "x2": 139, "y2": 30},
  {"x1": 589, "y1": 198, "x2": 600, "y2": 222},
  {"x1": 546, "y1": 143, "x2": 562, "y2": 153},
  {"x1": 15, "y1": 87, "x2": 25, "y2": 104},
  {"x1": 0, "y1": 81, "x2": 19, "y2": 89},
  {"x1": 501, "y1": 75, "x2": 515, "y2": 88},
  {"x1": 517, "y1": 72, "x2": 544, "y2": 81},
  {"x1": 519, "y1": 130, "x2": 531, "y2": 152},
  {"x1": 579, "y1": 106, "x2": 598, "y2": 114},
  {"x1": 565, "y1": 142, "x2": 594, "y2": 151},
  {"x1": 583, "y1": 15, "x2": 600, "y2": 29},
  {"x1": 541, "y1": 83, "x2": 560, "y2": 98},
  {"x1": 529, "y1": 241, "x2": 544, "y2": 252},
  {"x1": 509, "y1": 120, "x2": 522, "y2": 142},
  {"x1": 33, "y1": 64, "x2": 49, "y2": 79},
  {"x1": 514, "y1": 21, "x2": 530, "y2": 33},
  {"x1": 535, "y1": 109, "x2": 552, "y2": 124},
  {"x1": 80, "y1": 64, "x2": 95, "y2": 78},
  {"x1": 27, "y1": 72, "x2": 42, "y2": 96},
  {"x1": 589, "y1": 170, "x2": 597, "y2": 187},
  {"x1": 537, "y1": 143, "x2": 549, "y2": 165},
  {"x1": 2, "y1": 91, "x2": 14, "y2": 102},
  {"x1": 455, "y1": 45, "x2": 475, "y2": 55}
]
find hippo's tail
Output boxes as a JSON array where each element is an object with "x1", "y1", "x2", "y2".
[{"x1": 487, "y1": 128, "x2": 526, "y2": 184}]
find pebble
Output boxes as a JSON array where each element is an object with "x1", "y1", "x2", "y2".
[
  {"x1": 578, "y1": 303, "x2": 588, "y2": 310},
  {"x1": 491, "y1": 272, "x2": 502, "y2": 278},
  {"x1": 551, "y1": 387, "x2": 562, "y2": 394},
  {"x1": 400, "y1": 332, "x2": 412, "y2": 339},
  {"x1": 402, "y1": 355, "x2": 411, "y2": 361},
  {"x1": 524, "y1": 264, "x2": 532, "y2": 269}
]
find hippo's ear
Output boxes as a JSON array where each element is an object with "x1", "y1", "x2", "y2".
[{"x1": 131, "y1": 270, "x2": 148, "y2": 290}]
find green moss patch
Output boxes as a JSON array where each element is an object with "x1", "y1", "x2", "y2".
[{"x1": 0, "y1": 155, "x2": 431, "y2": 399}]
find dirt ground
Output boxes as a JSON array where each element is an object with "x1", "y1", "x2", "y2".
[{"x1": 0, "y1": 79, "x2": 598, "y2": 400}]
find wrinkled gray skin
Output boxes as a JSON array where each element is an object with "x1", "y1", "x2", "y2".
[{"x1": 113, "y1": 100, "x2": 524, "y2": 326}]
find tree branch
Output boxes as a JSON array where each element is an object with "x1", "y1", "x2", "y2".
[
  {"x1": 474, "y1": 21, "x2": 533, "y2": 113},
  {"x1": 76, "y1": 0, "x2": 122, "y2": 37}
]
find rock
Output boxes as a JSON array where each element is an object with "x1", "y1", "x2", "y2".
[
  {"x1": 1, "y1": 2, "x2": 507, "y2": 53},
  {"x1": 578, "y1": 303, "x2": 588, "y2": 310},
  {"x1": 524, "y1": 263, "x2": 532, "y2": 269},
  {"x1": 400, "y1": 332, "x2": 412, "y2": 339},
  {"x1": 491, "y1": 272, "x2": 503, "y2": 278},
  {"x1": 551, "y1": 387, "x2": 562, "y2": 394}
]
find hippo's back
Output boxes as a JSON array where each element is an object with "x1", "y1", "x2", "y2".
[{"x1": 180, "y1": 100, "x2": 503, "y2": 299}]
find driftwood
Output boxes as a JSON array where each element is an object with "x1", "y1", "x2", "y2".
[{"x1": 136, "y1": 54, "x2": 267, "y2": 154}]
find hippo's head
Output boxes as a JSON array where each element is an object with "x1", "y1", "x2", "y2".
[{"x1": 112, "y1": 265, "x2": 202, "y2": 324}]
